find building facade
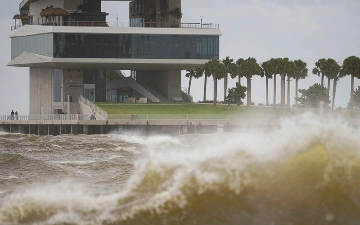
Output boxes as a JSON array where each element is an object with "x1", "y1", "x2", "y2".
[{"x1": 9, "y1": 0, "x2": 221, "y2": 114}]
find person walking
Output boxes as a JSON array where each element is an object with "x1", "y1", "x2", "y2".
[
  {"x1": 15, "y1": 111, "x2": 18, "y2": 120},
  {"x1": 10, "y1": 110, "x2": 14, "y2": 120}
]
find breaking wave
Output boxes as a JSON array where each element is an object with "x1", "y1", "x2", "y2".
[{"x1": 1, "y1": 114, "x2": 360, "y2": 225}]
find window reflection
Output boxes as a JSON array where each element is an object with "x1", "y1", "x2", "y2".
[{"x1": 53, "y1": 33, "x2": 219, "y2": 59}]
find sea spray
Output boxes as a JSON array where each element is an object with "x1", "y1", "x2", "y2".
[{"x1": 1, "y1": 113, "x2": 360, "y2": 224}]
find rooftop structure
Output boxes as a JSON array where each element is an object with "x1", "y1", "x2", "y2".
[{"x1": 9, "y1": 0, "x2": 221, "y2": 115}]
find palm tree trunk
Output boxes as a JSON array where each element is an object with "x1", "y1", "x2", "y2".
[
  {"x1": 332, "y1": 78, "x2": 337, "y2": 110},
  {"x1": 321, "y1": 74, "x2": 324, "y2": 86},
  {"x1": 213, "y1": 77, "x2": 217, "y2": 106},
  {"x1": 287, "y1": 77, "x2": 290, "y2": 108},
  {"x1": 295, "y1": 78, "x2": 299, "y2": 106},
  {"x1": 238, "y1": 75, "x2": 241, "y2": 85},
  {"x1": 350, "y1": 74, "x2": 355, "y2": 105},
  {"x1": 281, "y1": 73, "x2": 285, "y2": 107},
  {"x1": 273, "y1": 74, "x2": 276, "y2": 107},
  {"x1": 247, "y1": 76, "x2": 251, "y2": 106},
  {"x1": 266, "y1": 76, "x2": 269, "y2": 106},
  {"x1": 203, "y1": 75, "x2": 207, "y2": 102},
  {"x1": 188, "y1": 75, "x2": 192, "y2": 95},
  {"x1": 224, "y1": 75, "x2": 228, "y2": 102}
]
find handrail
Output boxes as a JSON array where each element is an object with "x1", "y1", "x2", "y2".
[
  {"x1": 78, "y1": 95, "x2": 108, "y2": 119},
  {"x1": 11, "y1": 21, "x2": 220, "y2": 31},
  {"x1": 2, "y1": 113, "x2": 360, "y2": 122},
  {"x1": 0, "y1": 114, "x2": 267, "y2": 121},
  {"x1": 0, "y1": 114, "x2": 80, "y2": 121}
]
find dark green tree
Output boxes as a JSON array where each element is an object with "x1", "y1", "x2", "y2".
[
  {"x1": 323, "y1": 59, "x2": 341, "y2": 92},
  {"x1": 204, "y1": 58, "x2": 226, "y2": 106},
  {"x1": 340, "y1": 56, "x2": 360, "y2": 106},
  {"x1": 293, "y1": 59, "x2": 308, "y2": 106},
  {"x1": 261, "y1": 59, "x2": 276, "y2": 106},
  {"x1": 230, "y1": 58, "x2": 245, "y2": 85},
  {"x1": 351, "y1": 86, "x2": 360, "y2": 108},
  {"x1": 202, "y1": 63, "x2": 212, "y2": 102},
  {"x1": 185, "y1": 68, "x2": 203, "y2": 95},
  {"x1": 185, "y1": 69, "x2": 196, "y2": 95},
  {"x1": 226, "y1": 82, "x2": 247, "y2": 106},
  {"x1": 274, "y1": 58, "x2": 292, "y2": 107},
  {"x1": 222, "y1": 56, "x2": 234, "y2": 102},
  {"x1": 238, "y1": 57, "x2": 263, "y2": 106},
  {"x1": 295, "y1": 83, "x2": 330, "y2": 108},
  {"x1": 312, "y1": 58, "x2": 327, "y2": 86}
]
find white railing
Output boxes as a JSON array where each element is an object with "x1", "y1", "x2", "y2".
[
  {"x1": 11, "y1": 21, "x2": 220, "y2": 31},
  {"x1": 0, "y1": 114, "x2": 267, "y2": 121},
  {"x1": 78, "y1": 95, "x2": 108, "y2": 119},
  {"x1": 0, "y1": 114, "x2": 80, "y2": 121}
]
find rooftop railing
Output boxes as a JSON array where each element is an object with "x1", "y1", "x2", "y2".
[{"x1": 11, "y1": 21, "x2": 220, "y2": 31}]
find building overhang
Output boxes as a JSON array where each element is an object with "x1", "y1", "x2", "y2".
[
  {"x1": 8, "y1": 52, "x2": 210, "y2": 70},
  {"x1": 20, "y1": 0, "x2": 132, "y2": 11},
  {"x1": 10, "y1": 25, "x2": 222, "y2": 37}
]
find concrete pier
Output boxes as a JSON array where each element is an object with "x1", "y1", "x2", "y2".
[{"x1": 0, "y1": 118, "x2": 280, "y2": 136}]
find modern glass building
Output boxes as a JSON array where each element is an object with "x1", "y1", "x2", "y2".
[{"x1": 9, "y1": 0, "x2": 221, "y2": 115}]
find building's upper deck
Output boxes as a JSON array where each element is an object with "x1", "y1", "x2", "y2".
[
  {"x1": 20, "y1": 0, "x2": 130, "y2": 11},
  {"x1": 11, "y1": 21, "x2": 220, "y2": 32}
]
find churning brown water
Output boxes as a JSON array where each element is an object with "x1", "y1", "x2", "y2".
[{"x1": 1, "y1": 114, "x2": 360, "y2": 225}]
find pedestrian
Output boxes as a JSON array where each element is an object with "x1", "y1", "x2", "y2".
[
  {"x1": 15, "y1": 111, "x2": 18, "y2": 120},
  {"x1": 10, "y1": 110, "x2": 14, "y2": 120},
  {"x1": 77, "y1": 110, "x2": 81, "y2": 120}
]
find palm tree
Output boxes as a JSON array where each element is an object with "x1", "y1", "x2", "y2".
[
  {"x1": 222, "y1": 56, "x2": 234, "y2": 102},
  {"x1": 202, "y1": 63, "x2": 212, "y2": 102},
  {"x1": 185, "y1": 69, "x2": 196, "y2": 94},
  {"x1": 262, "y1": 59, "x2": 276, "y2": 106},
  {"x1": 230, "y1": 58, "x2": 245, "y2": 85},
  {"x1": 204, "y1": 58, "x2": 226, "y2": 106},
  {"x1": 274, "y1": 58, "x2": 291, "y2": 107},
  {"x1": 292, "y1": 59, "x2": 308, "y2": 106},
  {"x1": 286, "y1": 61, "x2": 296, "y2": 108},
  {"x1": 340, "y1": 56, "x2": 360, "y2": 106},
  {"x1": 324, "y1": 59, "x2": 341, "y2": 109},
  {"x1": 313, "y1": 58, "x2": 327, "y2": 86},
  {"x1": 238, "y1": 57, "x2": 263, "y2": 106},
  {"x1": 332, "y1": 76, "x2": 339, "y2": 110}
]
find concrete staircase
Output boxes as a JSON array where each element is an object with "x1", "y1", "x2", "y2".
[
  {"x1": 106, "y1": 70, "x2": 126, "y2": 80},
  {"x1": 181, "y1": 91, "x2": 193, "y2": 103},
  {"x1": 107, "y1": 77, "x2": 160, "y2": 102}
]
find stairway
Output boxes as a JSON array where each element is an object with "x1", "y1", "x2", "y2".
[{"x1": 107, "y1": 77, "x2": 160, "y2": 102}]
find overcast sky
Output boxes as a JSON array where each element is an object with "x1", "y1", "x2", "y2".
[{"x1": 0, "y1": 0, "x2": 359, "y2": 115}]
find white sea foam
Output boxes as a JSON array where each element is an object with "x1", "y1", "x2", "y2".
[
  {"x1": 55, "y1": 160, "x2": 97, "y2": 165},
  {"x1": 1, "y1": 113, "x2": 360, "y2": 224},
  {"x1": 108, "y1": 155, "x2": 123, "y2": 160},
  {"x1": 115, "y1": 134, "x2": 180, "y2": 148},
  {"x1": 1, "y1": 175, "x2": 21, "y2": 180}
]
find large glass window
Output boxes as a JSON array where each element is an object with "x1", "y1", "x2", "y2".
[
  {"x1": 83, "y1": 69, "x2": 106, "y2": 102},
  {"x1": 11, "y1": 33, "x2": 53, "y2": 59},
  {"x1": 53, "y1": 33, "x2": 219, "y2": 60},
  {"x1": 53, "y1": 69, "x2": 62, "y2": 102}
]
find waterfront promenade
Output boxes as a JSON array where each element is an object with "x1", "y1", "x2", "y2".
[
  {"x1": 0, "y1": 114, "x2": 278, "y2": 135},
  {"x1": 2, "y1": 112, "x2": 360, "y2": 136}
]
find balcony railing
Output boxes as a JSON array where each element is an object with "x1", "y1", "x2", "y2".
[{"x1": 11, "y1": 21, "x2": 220, "y2": 31}]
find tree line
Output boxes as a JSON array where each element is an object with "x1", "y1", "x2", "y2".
[{"x1": 185, "y1": 56, "x2": 360, "y2": 109}]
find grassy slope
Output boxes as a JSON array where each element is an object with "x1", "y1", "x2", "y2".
[{"x1": 95, "y1": 102, "x2": 287, "y2": 116}]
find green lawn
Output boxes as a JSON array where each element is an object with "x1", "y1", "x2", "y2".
[
  {"x1": 94, "y1": 102, "x2": 360, "y2": 120},
  {"x1": 95, "y1": 102, "x2": 289, "y2": 116}
]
